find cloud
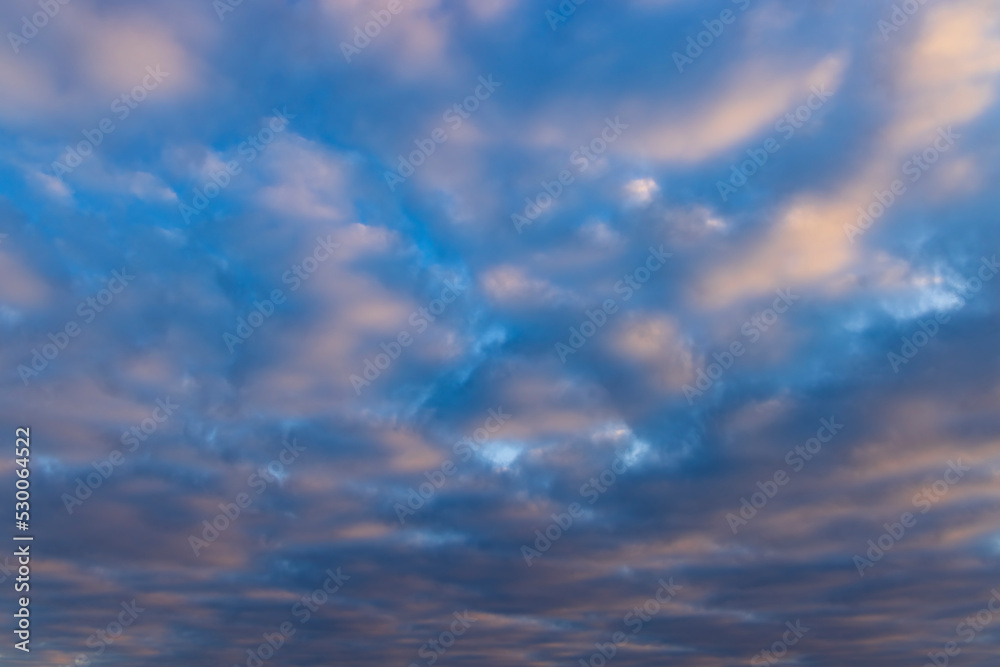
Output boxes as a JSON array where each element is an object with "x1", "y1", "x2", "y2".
[
  {"x1": 621, "y1": 55, "x2": 847, "y2": 163},
  {"x1": 2, "y1": 1, "x2": 1000, "y2": 665}
]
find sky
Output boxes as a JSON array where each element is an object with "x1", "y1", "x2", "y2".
[{"x1": 1, "y1": 0, "x2": 1000, "y2": 665}]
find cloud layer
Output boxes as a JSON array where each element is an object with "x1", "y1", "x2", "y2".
[{"x1": 1, "y1": 0, "x2": 1000, "y2": 665}]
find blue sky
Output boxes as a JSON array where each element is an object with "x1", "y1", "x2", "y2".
[{"x1": 2, "y1": 0, "x2": 1000, "y2": 665}]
